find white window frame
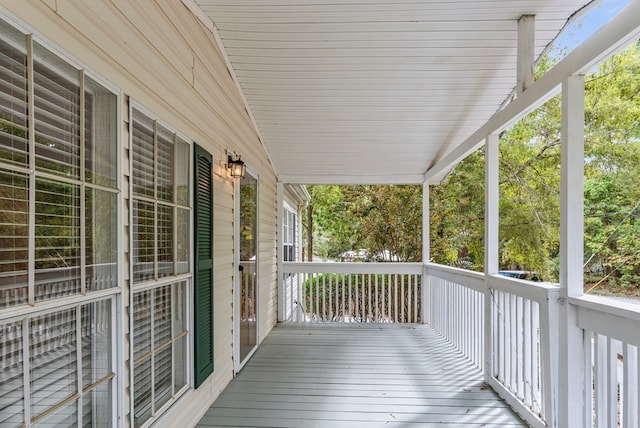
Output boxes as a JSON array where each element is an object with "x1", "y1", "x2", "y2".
[
  {"x1": 128, "y1": 101, "x2": 193, "y2": 428},
  {"x1": 283, "y1": 202, "x2": 297, "y2": 263},
  {"x1": 0, "y1": 12, "x2": 123, "y2": 427}
]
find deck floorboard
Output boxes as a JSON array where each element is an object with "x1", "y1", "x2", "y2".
[{"x1": 197, "y1": 323, "x2": 527, "y2": 428}]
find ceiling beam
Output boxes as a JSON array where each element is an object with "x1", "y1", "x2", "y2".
[
  {"x1": 517, "y1": 14, "x2": 536, "y2": 95},
  {"x1": 279, "y1": 173, "x2": 426, "y2": 185}
]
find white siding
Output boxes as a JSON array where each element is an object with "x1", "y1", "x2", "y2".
[
  {"x1": 0, "y1": 1, "x2": 278, "y2": 427},
  {"x1": 258, "y1": 170, "x2": 278, "y2": 341}
]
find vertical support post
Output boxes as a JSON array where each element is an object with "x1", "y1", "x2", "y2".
[
  {"x1": 558, "y1": 75, "x2": 586, "y2": 428},
  {"x1": 517, "y1": 15, "x2": 535, "y2": 96},
  {"x1": 484, "y1": 133, "x2": 499, "y2": 382},
  {"x1": 421, "y1": 181, "x2": 430, "y2": 324},
  {"x1": 276, "y1": 182, "x2": 284, "y2": 322}
]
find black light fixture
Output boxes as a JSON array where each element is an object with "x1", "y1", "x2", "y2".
[{"x1": 227, "y1": 153, "x2": 246, "y2": 178}]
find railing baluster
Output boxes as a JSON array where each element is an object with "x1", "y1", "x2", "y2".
[
  {"x1": 500, "y1": 290, "x2": 507, "y2": 385},
  {"x1": 608, "y1": 338, "x2": 618, "y2": 428},
  {"x1": 532, "y1": 301, "x2": 541, "y2": 416},
  {"x1": 360, "y1": 273, "x2": 364, "y2": 322},
  {"x1": 636, "y1": 345, "x2": 640, "y2": 427},
  {"x1": 623, "y1": 343, "x2": 638, "y2": 428},
  {"x1": 415, "y1": 274, "x2": 419, "y2": 323},
  {"x1": 584, "y1": 330, "x2": 595, "y2": 426},
  {"x1": 348, "y1": 274, "x2": 352, "y2": 323},
  {"x1": 524, "y1": 298, "x2": 532, "y2": 409},
  {"x1": 595, "y1": 333, "x2": 607, "y2": 428},
  {"x1": 385, "y1": 274, "x2": 390, "y2": 322},
  {"x1": 314, "y1": 273, "x2": 319, "y2": 323},
  {"x1": 374, "y1": 274, "x2": 379, "y2": 322},
  {"x1": 516, "y1": 295, "x2": 524, "y2": 399},
  {"x1": 367, "y1": 274, "x2": 372, "y2": 323},
  {"x1": 400, "y1": 275, "x2": 405, "y2": 323},
  {"x1": 408, "y1": 275, "x2": 413, "y2": 323},
  {"x1": 341, "y1": 274, "x2": 345, "y2": 322},
  {"x1": 380, "y1": 273, "x2": 384, "y2": 322},
  {"x1": 328, "y1": 274, "x2": 332, "y2": 322},
  {"x1": 511, "y1": 293, "x2": 517, "y2": 393},
  {"x1": 354, "y1": 274, "x2": 359, "y2": 322},
  {"x1": 322, "y1": 274, "x2": 327, "y2": 322}
]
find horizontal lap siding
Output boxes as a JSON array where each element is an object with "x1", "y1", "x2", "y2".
[
  {"x1": 0, "y1": 1, "x2": 279, "y2": 427},
  {"x1": 259, "y1": 170, "x2": 278, "y2": 342}
]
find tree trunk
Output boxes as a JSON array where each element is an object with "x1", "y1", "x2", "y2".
[{"x1": 306, "y1": 204, "x2": 313, "y2": 261}]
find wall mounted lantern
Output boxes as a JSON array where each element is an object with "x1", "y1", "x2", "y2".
[{"x1": 227, "y1": 153, "x2": 246, "y2": 178}]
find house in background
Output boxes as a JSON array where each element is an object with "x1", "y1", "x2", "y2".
[{"x1": 0, "y1": 1, "x2": 638, "y2": 428}]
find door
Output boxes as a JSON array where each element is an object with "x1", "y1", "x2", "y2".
[{"x1": 235, "y1": 171, "x2": 258, "y2": 370}]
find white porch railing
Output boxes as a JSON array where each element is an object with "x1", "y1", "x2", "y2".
[
  {"x1": 426, "y1": 264, "x2": 485, "y2": 370},
  {"x1": 574, "y1": 296, "x2": 640, "y2": 428},
  {"x1": 487, "y1": 273, "x2": 560, "y2": 428},
  {"x1": 426, "y1": 264, "x2": 559, "y2": 428},
  {"x1": 279, "y1": 261, "x2": 640, "y2": 428},
  {"x1": 281, "y1": 262, "x2": 423, "y2": 323}
]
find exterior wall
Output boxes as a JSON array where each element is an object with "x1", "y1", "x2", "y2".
[
  {"x1": 258, "y1": 172, "x2": 278, "y2": 342},
  {"x1": 0, "y1": 1, "x2": 278, "y2": 427}
]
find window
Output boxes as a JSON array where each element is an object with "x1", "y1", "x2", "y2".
[
  {"x1": 1, "y1": 298, "x2": 115, "y2": 427},
  {"x1": 130, "y1": 107, "x2": 191, "y2": 427},
  {"x1": 283, "y1": 207, "x2": 297, "y2": 262},
  {"x1": 0, "y1": 17, "x2": 119, "y2": 427}
]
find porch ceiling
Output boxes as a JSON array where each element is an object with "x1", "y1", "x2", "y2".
[{"x1": 191, "y1": 0, "x2": 594, "y2": 184}]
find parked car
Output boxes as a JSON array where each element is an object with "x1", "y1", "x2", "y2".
[{"x1": 498, "y1": 270, "x2": 541, "y2": 282}]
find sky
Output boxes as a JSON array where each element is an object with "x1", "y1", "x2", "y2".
[{"x1": 548, "y1": 0, "x2": 632, "y2": 57}]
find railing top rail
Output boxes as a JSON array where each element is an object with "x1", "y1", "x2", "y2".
[
  {"x1": 282, "y1": 261, "x2": 423, "y2": 275},
  {"x1": 573, "y1": 295, "x2": 640, "y2": 346},
  {"x1": 425, "y1": 263, "x2": 560, "y2": 303},
  {"x1": 425, "y1": 263, "x2": 485, "y2": 292},
  {"x1": 570, "y1": 294, "x2": 640, "y2": 320},
  {"x1": 489, "y1": 274, "x2": 560, "y2": 303}
]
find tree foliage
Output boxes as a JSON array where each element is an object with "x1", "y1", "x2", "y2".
[
  {"x1": 304, "y1": 185, "x2": 422, "y2": 262},
  {"x1": 430, "y1": 41, "x2": 640, "y2": 289}
]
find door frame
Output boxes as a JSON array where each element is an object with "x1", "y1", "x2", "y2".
[{"x1": 233, "y1": 166, "x2": 260, "y2": 373}]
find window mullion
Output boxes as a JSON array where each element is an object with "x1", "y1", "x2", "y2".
[
  {"x1": 173, "y1": 134, "x2": 178, "y2": 276},
  {"x1": 80, "y1": 70, "x2": 86, "y2": 296},
  {"x1": 76, "y1": 305, "x2": 83, "y2": 428},
  {"x1": 171, "y1": 284, "x2": 176, "y2": 398},
  {"x1": 153, "y1": 120, "x2": 158, "y2": 281},
  {"x1": 150, "y1": 288, "x2": 156, "y2": 416},
  {"x1": 22, "y1": 318, "x2": 31, "y2": 425},
  {"x1": 26, "y1": 33, "x2": 35, "y2": 306}
]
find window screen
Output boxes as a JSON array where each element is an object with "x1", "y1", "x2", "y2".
[
  {"x1": 130, "y1": 107, "x2": 191, "y2": 426},
  {"x1": 0, "y1": 16, "x2": 119, "y2": 427}
]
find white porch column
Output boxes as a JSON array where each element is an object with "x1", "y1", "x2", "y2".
[
  {"x1": 422, "y1": 180, "x2": 430, "y2": 324},
  {"x1": 558, "y1": 75, "x2": 586, "y2": 428},
  {"x1": 276, "y1": 182, "x2": 285, "y2": 322},
  {"x1": 484, "y1": 133, "x2": 499, "y2": 382}
]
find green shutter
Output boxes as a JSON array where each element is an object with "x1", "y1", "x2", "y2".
[{"x1": 193, "y1": 144, "x2": 214, "y2": 388}]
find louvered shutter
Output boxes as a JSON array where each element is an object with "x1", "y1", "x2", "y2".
[{"x1": 193, "y1": 144, "x2": 213, "y2": 387}]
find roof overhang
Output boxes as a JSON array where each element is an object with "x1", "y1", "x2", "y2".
[{"x1": 183, "y1": 0, "x2": 639, "y2": 185}]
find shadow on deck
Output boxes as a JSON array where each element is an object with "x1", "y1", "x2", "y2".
[{"x1": 197, "y1": 323, "x2": 527, "y2": 428}]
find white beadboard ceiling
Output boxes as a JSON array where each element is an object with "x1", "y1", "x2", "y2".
[{"x1": 193, "y1": 0, "x2": 594, "y2": 184}]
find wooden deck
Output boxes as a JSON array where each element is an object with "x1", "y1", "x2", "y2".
[{"x1": 197, "y1": 323, "x2": 527, "y2": 428}]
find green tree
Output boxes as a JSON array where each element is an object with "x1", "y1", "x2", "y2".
[
  {"x1": 429, "y1": 40, "x2": 640, "y2": 287},
  {"x1": 304, "y1": 185, "x2": 422, "y2": 262},
  {"x1": 582, "y1": 41, "x2": 640, "y2": 291},
  {"x1": 429, "y1": 150, "x2": 485, "y2": 270}
]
